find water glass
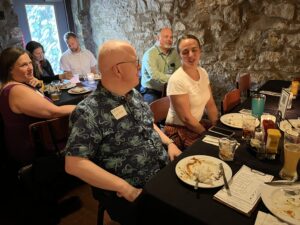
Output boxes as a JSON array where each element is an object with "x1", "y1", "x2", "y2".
[
  {"x1": 242, "y1": 115, "x2": 256, "y2": 141},
  {"x1": 87, "y1": 73, "x2": 95, "y2": 84},
  {"x1": 218, "y1": 138, "x2": 238, "y2": 161},
  {"x1": 279, "y1": 129, "x2": 300, "y2": 181},
  {"x1": 251, "y1": 93, "x2": 266, "y2": 119}
]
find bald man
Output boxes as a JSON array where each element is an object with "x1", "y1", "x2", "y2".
[
  {"x1": 64, "y1": 40, "x2": 181, "y2": 225},
  {"x1": 141, "y1": 28, "x2": 181, "y2": 103}
]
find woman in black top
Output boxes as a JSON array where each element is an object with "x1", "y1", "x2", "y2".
[{"x1": 26, "y1": 41, "x2": 72, "y2": 83}]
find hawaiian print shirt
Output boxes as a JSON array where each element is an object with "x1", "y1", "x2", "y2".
[{"x1": 65, "y1": 82, "x2": 169, "y2": 187}]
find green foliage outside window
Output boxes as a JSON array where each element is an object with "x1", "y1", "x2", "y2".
[{"x1": 26, "y1": 4, "x2": 62, "y2": 74}]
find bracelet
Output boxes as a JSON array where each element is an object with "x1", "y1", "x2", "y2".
[{"x1": 166, "y1": 139, "x2": 174, "y2": 146}]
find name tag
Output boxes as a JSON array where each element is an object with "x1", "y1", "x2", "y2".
[{"x1": 111, "y1": 105, "x2": 128, "y2": 120}]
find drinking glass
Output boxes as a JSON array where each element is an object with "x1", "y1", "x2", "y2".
[
  {"x1": 279, "y1": 128, "x2": 300, "y2": 181},
  {"x1": 251, "y1": 93, "x2": 266, "y2": 119},
  {"x1": 86, "y1": 73, "x2": 95, "y2": 84},
  {"x1": 242, "y1": 115, "x2": 256, "y2": 141},
  {"x1": 218, "y1": 138, "x2": 238, "y2": 161},
  {"x1": 49, "y1": 81, "x2": 61, "y2": 101}
]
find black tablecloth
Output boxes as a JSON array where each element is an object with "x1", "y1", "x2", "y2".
[
  {"x1": 52, "y1": 81, "x2": 98, "y2": 106},
  {"x1": 138, "y1": 80, "x2": 300, "y2": 225}
]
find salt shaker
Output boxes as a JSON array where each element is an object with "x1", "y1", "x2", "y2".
[{"x1": 254, "y1": 127, "x2": 265, "y2": 159}]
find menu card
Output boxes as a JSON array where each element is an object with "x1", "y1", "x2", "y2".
[{"x1": 213, "y1": 165, "x2": 273, "y2": 216}]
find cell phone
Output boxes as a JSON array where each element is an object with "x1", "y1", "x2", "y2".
[{"x1": 208, "y1": 126, "x2": 235, "y2": 137}]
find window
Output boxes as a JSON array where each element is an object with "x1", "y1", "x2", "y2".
[{"x1": 25, "y1": 4, "x2": 61, "y2": 74}]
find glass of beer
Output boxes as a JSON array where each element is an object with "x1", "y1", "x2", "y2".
[
  {"x1": 49, "y1": 81, "x2": 61, "y2": 101},
  {"x1": 279, "y1": 128, "x2": 300, "y2": 181}
]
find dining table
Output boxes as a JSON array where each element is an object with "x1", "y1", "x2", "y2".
[
  {"x1": 137, "y1": 80, "x2": 300, "y2": 225},
  {"x1": 49, "y1": 80, "x2": 98, "y2": 106}
]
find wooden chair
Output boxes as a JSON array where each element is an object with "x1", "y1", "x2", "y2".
[
  {"x1": 28, "y1": 115, "x2": 70, "y2": 156},
  {"x1": 149, "y1": 96, "x2": 170, "y2": 127},
  {"x1": 236, "y1": 73, "x2": 251, "y2": 98},
  {"x1": 221, "y1": 89, "x2": 241, "y2": 115}
]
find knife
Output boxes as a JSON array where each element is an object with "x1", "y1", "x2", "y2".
[
  {"x1": 219, "y1": 163, "x2": 231, "y2": 196},
  {"x1": 264, "y1": 181, "x2": 300, "y2": 186}
]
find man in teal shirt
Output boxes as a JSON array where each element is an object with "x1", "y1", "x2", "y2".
[{"x1": 141, "y1": 28, "x2": 181, "y2": 103}]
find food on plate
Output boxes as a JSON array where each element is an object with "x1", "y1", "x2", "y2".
[
  {"x1": 272, "y1": 188, "x2": 300, "y2": 221},
  {"x1": 60, "y1": 82, "x2": 74, "y2": 89},
  {"x1": 70, "y1": 87, "x2": 86, "y2": 93},
  {"x1": 184, "y1": 157, "x2": 221, "y2": 185}
]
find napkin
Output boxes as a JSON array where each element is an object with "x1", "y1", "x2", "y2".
[
  {"x1": 202, "y1": 135, "x2": 219, "y2": 146},
  {"x1": 259, "y1": 90, "x2": 281, "y2": 97},
  {"x1": 254, "y1": 211, "x2": 289, "y2": 225}
]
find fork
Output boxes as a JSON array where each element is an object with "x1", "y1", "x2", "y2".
[{"x1": 194, "y1": 173, "x2": 199, "y2": 190}]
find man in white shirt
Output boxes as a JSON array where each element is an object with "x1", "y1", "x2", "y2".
[{"x1": 60, "y1": 32, "x2": 97, "y2": 75}]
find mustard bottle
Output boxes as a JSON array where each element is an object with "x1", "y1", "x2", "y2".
[
  {"x1": 291, "y1": 81, "x2": 299, "y2": 96},
  {"x1": 266, "y1": 129, "x2": 281, "y2": 154}
]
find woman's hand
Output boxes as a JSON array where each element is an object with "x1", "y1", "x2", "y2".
[{"x1": 27, "y1": 77, "x2": 42, "y2": 88}]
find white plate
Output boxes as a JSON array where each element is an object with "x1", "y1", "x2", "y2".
[
  {"x1": 60, "y1": 82, "x2": 76, "y2": 90},
  {"x1": 175, "y1": 155, "x2": 232, "y2": 188},
  {"x1": 261, "y1": 183, "x2": 300, "y2": 225},
  {"x1": 220, "y1": 113, "x2": 260, "y2": 129},
  {"x1": 279, "y1": 119, "x2": 300, "y2": 132},
  {"x1": 68, "y1": 87, "x2": 92, "y2": 95}
]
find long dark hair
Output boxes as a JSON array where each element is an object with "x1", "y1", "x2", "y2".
[
  {"x1": 25, "y1": 41, "x2": 45, "y2": 55},
  {"x1": 0, "y1": 47, "x2": 27, "y2": 85},
  {"x1": 25, "y1": 41, "x2": 47, "y2": 79},
  {"x1": 176, "y1": 34, "x2": 201, "y2": 53}
]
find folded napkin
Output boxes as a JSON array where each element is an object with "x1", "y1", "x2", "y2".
[
  {"x1": 259, "y1": 90, "x2": 281, "y2": 97},
  {"x1": 254, "y1": 211, "x2": 289, "y2": 225},
  {"x1": 202, "y1": 135, "x2": 219, "y2": 146}
]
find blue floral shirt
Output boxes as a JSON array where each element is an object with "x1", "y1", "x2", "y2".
[{"x1": 65, "y1": 83, "x2": 169, "y2": 187}]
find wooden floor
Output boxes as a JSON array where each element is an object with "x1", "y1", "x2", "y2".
[{"x1": 59, "y1": 184, "x2": 119, "y2": 225}]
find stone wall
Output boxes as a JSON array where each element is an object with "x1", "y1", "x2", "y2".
[
  {"x1": 0, "y1": 0, "x2": 24, "y2": 51},
  {"x1": 72, "y1": 0, "x2": 300, "y2": 107}
]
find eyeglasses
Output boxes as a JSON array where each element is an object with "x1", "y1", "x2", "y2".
[{"x1": 115, "y1": 59, "x2": 139, "y2": 67}]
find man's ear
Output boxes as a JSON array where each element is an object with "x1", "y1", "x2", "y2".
[{"x1": 112, "y1": 65, "x2": 121, "y2": 78}]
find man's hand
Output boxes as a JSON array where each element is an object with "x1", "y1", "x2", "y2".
[
  {"x1": 116, "y1": 182, "x2": 142, "y2": 202},
  {"x1": 60, "y1": 71, "x2": 73, "y2": 80}
]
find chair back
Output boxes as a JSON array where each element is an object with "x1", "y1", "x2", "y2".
[
  {"x1": 236, "y1": 73, "x2": 251, "y2": 97},
  {"x1": 149, "y1": 97, "x2": 170, "y2": 125},
  {"x1": 29, "y1": 115, "x2": 70, "y2": 156},
  {"x1": 221, "y1": 89, "x2": 241, "y2": 115}
]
